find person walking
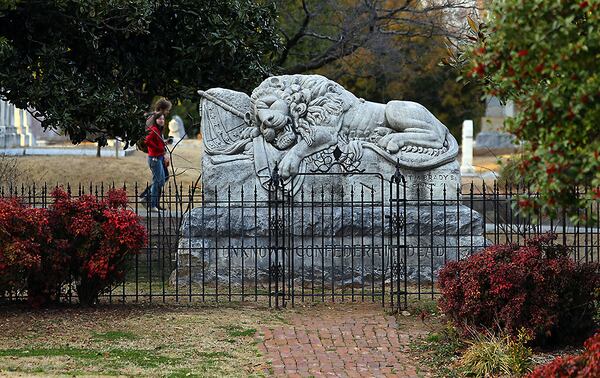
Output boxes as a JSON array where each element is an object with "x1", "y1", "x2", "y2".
[
  {"x1": 143, "y1": 113, "x2": 170, "y2": 213},
  {"x1": 139, "y1": 98, "x2": 172, "y2": 212}
]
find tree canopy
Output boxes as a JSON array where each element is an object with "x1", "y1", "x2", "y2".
[
  {"x1": 455, "y1": 0, "x2": 599, "y2": 222},
  {"x1": 0, "y1": 0, "x2": 485, "y2": 146},
  {"x1": 0, "y1": 0, "x2": 279, "y2": 146}
]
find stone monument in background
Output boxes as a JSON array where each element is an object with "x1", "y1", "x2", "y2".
[
  {"x1": 0, "y1": 100, "x2": 36, "y2": 148},
  {"x1": 460, "y1": 120, "x2": 475, "y2": 175},
  {"x1": 474, "y1": 97, "x2": 518, "y2": 153},
  {"x1": 172, "y1": 75, "x2": 486, "y2": 287}
]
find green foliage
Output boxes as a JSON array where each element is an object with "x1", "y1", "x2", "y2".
[
  {"x1": 458, "y1": 0, "x2": 600, "y2": 223},
  {"x1": 408, "y1": 298, "x2": 440, "y2": 316},
  {"x1": 0, "y1": 0, "x2": 279, "y2": 146},
  {"x1": 0, "y1": 347, "x2": 177, "y2": 367},
  {"x1": 496, "y1": 157, "x2": 522, "y2": 189},
  {"x1": 403, "y1": 59, "x2": 485, "y2": 140},
  {"x1": 224, "y1": 326, "x2": 257, "y2": 338},
  {"x1": 460, "y1": 329, "x2": 533, "y2": 377},
  {"x1": 410, "y1": 323, "x2": 465, "y2": 377}
]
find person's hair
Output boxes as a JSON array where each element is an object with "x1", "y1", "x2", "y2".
[{"x1": 153, "y1": 97, "x2": 172, "y2": 113}]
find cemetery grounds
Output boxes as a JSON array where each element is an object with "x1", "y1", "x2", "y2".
[{"x1": 1, "y1": 146, "x2": 591, "y2": 377}]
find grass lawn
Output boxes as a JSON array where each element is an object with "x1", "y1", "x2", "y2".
[
  {"x1": 0, "y1": 303, "x2": 285, "y2": 377},
  {"x1": 6, "y1": 140, "x2": 203, "y2": 190},
  {"x1": 4, "y1": 141, "x2": 507, "y2": 191}
]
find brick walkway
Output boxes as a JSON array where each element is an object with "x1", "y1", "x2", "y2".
[{"x1": 258, "y1": 304, "x2": 429, "y2": 377}]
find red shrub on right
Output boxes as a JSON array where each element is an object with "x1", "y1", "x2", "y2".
[
  {"x1": 438, "y1": 234, "x2": 599, "y2": 345},
  {"x1": 527, "y1": 332, "x2": 600, "y2": 377}
]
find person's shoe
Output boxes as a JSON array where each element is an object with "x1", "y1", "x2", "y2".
[
  {"x1": 139, "y1": 196, "x2": 148, "y2": 209},
  {"x1": 149, "y1": 207, "x2": 163, "y2": 214}
]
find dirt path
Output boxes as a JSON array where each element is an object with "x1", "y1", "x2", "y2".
[{"x1": 258, "y1": 303, "x2": 430, "y2": 377}]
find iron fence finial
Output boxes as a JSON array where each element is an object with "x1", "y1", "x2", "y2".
[{"x1": 392, "y1": 159, "x2": 404, "y2": 184}]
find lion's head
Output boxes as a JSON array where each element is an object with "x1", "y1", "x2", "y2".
[{"x1": 250, "y1": 75, "x2": 357, "y2": 150}]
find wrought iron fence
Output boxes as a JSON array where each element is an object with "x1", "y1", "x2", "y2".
[{"x1": 0, "y1": 174, "x2": 599, "y2": 309}]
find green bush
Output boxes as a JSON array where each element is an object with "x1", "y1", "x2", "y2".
[
  {"x1": 456, "y1": 0, "x2": 600, "y2": 223},
  {"x1": 410, "y1": 323, "x2": 465, "y2": 377},
  {"x1": 460, "y1": 329, "x2": 533, "y2": 377}
]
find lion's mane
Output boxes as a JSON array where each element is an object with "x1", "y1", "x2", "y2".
[{"x1": 251, "y1": 75, "x2": 357, "y2": 147}]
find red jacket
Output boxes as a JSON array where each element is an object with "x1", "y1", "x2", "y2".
[{"x1": 145, "y1": 125, "x2": 165, "y2": 157}]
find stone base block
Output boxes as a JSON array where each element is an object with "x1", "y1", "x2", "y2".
[{"x1": 171, "y1": 204, "x2": 487, "y2": 286}]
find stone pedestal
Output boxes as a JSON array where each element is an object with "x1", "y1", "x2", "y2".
[
  {"x1": 474, "y1": 97, "x2": 518, "y2": 153},
  {"x1": 170, "y1": 203, "x2": 486, "y2": 286},
  {"x1": 14, "y1": 107, "x2": 35, "y2": 147},
  {"x1": 0, "y1": 100, "x2": 19, "y2": 148},
  {"x1": 475, "y1": 131, "x2": 517, "y2": 151}
]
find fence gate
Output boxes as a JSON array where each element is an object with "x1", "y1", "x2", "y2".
[
  {"x1": 266, "y1": 150, "x2": 408, "y2": 308},
  {"x1": 389, "y1": 169, "x2": 408, "y2": 311}
]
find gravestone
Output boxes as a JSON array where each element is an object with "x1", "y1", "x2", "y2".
[
  {"x1": 475, "y1": 97, "x2": 518, "y2": 152},
  {"x1": 172, "y1": 75, "x2": 486, "y2": 286},
  {"x1": 460, "y1": 120, "x2": 475, "y2": 174}
]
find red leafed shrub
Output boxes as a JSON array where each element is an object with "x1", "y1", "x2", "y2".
[
  {"x1": 527, "y1": 332, "x2": 600, "y2": 377},
  {"x1": 48, "y1": 188, "x2": 147, "y2": 305},
  {"x1": 439, "y1": 234, "x2": 599, "y2": 345},
  {"x1": 0, "y1": 198, "x2": 68, "y2": 306},
  {"x1": 0, "y1": 188, "x2": 146, "y2": 306},
  {"x1": 0, "y1": 198, "x2": 48, "y2": 295}
]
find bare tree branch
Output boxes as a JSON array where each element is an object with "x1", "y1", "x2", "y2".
[
  {"x1": 276, "y1": 0, "x2": 480, "y2": 74},
  {"x1": 276, "y1": 0, "x2": 312, "y2": 67}
]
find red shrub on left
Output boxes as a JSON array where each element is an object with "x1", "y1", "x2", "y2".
[
  {"x1": 0, "y1": 198, "x2": 69, "y2": 305},
  {"x1": 0, "y1": 188, "x2": 147, "y2": 306}
]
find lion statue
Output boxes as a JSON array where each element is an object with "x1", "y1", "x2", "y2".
[{"x1": 239, "y1": 74, "x2": 458, "y2": 179}]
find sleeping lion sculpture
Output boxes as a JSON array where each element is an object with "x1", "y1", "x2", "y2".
[{"x1": 201, "y1": 74, "x2": 458, "y2": 180}]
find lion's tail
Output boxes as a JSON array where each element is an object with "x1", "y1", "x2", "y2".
[{"x1": 410, "y1": 130, "x2": 459, "y2": 171}]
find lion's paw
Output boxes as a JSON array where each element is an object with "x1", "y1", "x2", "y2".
[
  {"x1": 240, "y1": 126, "x2": 260, "y2": 140},
  {"x1": 377, "y1": 133, "x2": 405, "y2": 154},
  {"x1": 374, "y1": 126, "x2": 393, "y2": 136},
  {"x1": 279, "y1": 153, "x2": 301, "y2": 179}
]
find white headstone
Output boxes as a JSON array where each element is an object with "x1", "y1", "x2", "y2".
[
  {"x1": 461, "y1": 120, "x2": 475, "y2": 174},
  {"x1": 168, "y1": 115, "x2": 185, "y2": 143}
]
